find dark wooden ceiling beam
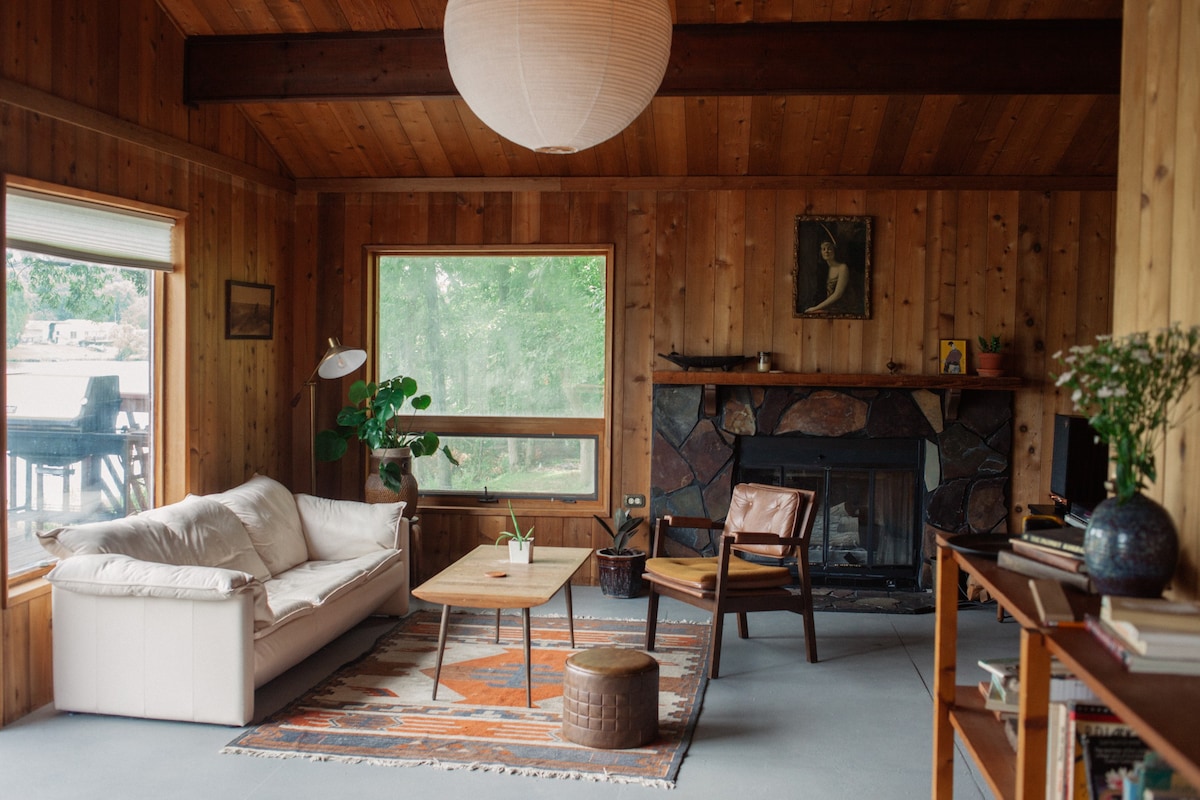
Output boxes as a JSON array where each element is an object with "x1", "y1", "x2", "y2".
[{"x1": 184, "y1": 20, "x2": 1121, "y2": 105}]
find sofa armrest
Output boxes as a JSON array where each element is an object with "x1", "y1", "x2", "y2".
[
  {"x1": 294, "y1": 494, "x2": 408, "y2": 559},
  {"x1": 47, "y1": 553, "x2": 258, "y2": 600}
]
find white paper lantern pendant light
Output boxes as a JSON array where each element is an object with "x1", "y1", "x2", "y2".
[{"x1": 443, "y1": 0, "x2": 673, "y2": 154}]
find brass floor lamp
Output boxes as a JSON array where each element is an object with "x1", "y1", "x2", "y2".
[{"x1": 292, "y1": 337, "x2": 367, "y2": 492}]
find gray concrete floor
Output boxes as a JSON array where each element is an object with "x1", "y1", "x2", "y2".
[{"x1": 0, "y1": 588, "x2": 1013, "y2": 799}]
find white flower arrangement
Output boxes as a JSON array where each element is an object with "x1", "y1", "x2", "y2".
[{"x1": 1053, "y1": 324, "x2": 1200, "y2": 503}]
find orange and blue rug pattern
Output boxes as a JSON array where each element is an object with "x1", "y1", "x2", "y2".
[{"x1": 223, "y1": 611, "x2": 710, "y2": 787}]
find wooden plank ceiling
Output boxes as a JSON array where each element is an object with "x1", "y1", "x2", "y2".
[{"x1": 154, "y1": 0, "x2": 1123, "y2": 184}]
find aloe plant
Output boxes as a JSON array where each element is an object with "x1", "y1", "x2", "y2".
[{"x1": 495, "y1": 501, "x2": 534, "y2": 545}]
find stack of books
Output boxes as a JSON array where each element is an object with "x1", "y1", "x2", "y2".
[
  {"x1": 978, "y1": 655, "x2": 1098, "y2": 753},
  {"x1": 998, "y1": 526, "x2": 1094, "y2": 592},
  {"x1": 1084, "y1": 596, "x2": 1200, "y2": 675}
]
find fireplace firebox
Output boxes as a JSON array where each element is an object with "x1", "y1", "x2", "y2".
[
  {"x1": 651, "y1": 382, "x2": 1013, "y2": 590},
  {"x1": 736, "y1": 436, "x2": 923, "y2": 587}
]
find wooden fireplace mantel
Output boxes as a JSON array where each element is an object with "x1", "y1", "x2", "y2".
[{"x1": 651, "y1": 371, "x2": 1023, "y2": 419}]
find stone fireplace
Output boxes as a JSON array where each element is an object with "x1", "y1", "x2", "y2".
[{"x1": 651, "y1": 381, "x2": 1013, "y2": 588}]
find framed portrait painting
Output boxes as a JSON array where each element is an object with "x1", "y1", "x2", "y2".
[
  {"x1": 940, "y1": 339, "x2": 967, "y2": 375},
  {"x1": 225, "y1": 280, "x2": 274, "y2": 340},
  {"x1": 793, "y1": 215, "x2": 872, "y2": 319}
]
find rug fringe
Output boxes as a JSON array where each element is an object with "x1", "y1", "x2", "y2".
[{"x1": 219, "y1": 745, "x2": 676, "y2": 789}]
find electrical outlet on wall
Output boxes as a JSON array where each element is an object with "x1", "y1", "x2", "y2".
[{"x1": 623, "y1": 494, "x2": 646, "y2": 508}]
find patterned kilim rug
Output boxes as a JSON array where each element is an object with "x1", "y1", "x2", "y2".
[{"x1": 223, "y1": 611, "x2": 710, "y2": 787}]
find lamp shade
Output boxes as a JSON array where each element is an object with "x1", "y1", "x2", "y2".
[
  {"x1": 443, "y1": 0, "x2": 673, "y2": 154},
  {"x1": 315, "y1": 338, "x2": 367, "y2": 380}
]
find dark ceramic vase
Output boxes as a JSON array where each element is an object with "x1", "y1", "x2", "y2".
[
  {"x1": 1084, "y1": 493, "x2": 1179, "y2": 597},
  {"x1": 596, "y1": 549, "x2": 647, "y2": 598}
]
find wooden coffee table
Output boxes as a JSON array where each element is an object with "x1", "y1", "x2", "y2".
[{"x1": 412, "y1": 544, "x2": 593, "y2": 707}]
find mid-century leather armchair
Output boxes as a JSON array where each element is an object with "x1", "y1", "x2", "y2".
[{"x1": 644, "y1": 483, "x2": 819, "y2": 677}]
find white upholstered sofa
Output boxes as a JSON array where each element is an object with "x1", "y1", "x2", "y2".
[{"x1": 38, "y1": 474, "x2": 410, "y2": 726}]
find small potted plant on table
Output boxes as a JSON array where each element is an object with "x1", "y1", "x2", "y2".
[
  {"x1": 495, "y1": 501, "x2": 535, "y2": 563},
  {"x1": 594, "y1": 508, "x2": 647, "y2": 598}
]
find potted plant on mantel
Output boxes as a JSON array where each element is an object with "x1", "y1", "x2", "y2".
[
  {"x1": 976, "y1": 335, "x2": 1005, "y2": 377},
  {"x1": 495, "y1": 501, "x2": 535, "y2": 563},
  {"x1": 594, "y1": 508, "x2": 647, "y2": 598},
  {"x1": 314, "y1": 375, "x2": 458, "y2": 516}
]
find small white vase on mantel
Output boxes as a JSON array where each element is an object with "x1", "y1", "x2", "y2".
[{"x1": 508, "y1": 539, "x2": 534, "y2": 564}]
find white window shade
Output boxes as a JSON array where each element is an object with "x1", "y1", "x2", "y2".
[{"x1": 6, "y1": 188, "x2": 175, "y2": 271}]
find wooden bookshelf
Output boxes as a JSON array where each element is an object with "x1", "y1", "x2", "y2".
[{"x1": 932, "y1": 535, "x2": 1200, "y2": 799}]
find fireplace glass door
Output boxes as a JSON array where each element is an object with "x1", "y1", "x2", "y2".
[{"x1": 737, "y1": 437, "x2": 922, "y2": 586}]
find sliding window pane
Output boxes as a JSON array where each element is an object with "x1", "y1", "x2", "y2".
[{"x1": 5, "y1": 250, "x2": 154, "y2": 578}]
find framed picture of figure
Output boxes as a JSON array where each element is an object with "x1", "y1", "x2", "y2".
[
  {"x1": 793, "y1": 215, "x2": 872, "y2": 319},
  {"x1": 940, "y1": 339, "x2": 967, "y2": 375}
]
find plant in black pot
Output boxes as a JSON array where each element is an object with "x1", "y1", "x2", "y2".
[{"x1": 594, "y1": 508, "x2": 647, "y2": 598}]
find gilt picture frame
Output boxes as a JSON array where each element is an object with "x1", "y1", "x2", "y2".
[
  {"x1": 225, "y1": 280, "x2": 274, "y2": 340},
  {"x1": 793, "y1": 215, "x2": 872, "y2": 319}
]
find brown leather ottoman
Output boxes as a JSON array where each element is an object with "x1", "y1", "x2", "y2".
[{"x1": 561, "y1": 647, "x2": 658, "y2": 749}]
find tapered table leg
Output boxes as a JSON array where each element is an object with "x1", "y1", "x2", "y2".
[
  {"x1": 564, "y1": 582, "x2": 576, "y2": 648},
  {"x1": 432, "y1": 603, "x2": 451, "y2": 701},
  {"x1": 522, "y1": 608, "x2": 532, "y2": 707}
]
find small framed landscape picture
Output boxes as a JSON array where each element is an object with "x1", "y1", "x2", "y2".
[
  {"x1": 940, "y1": 339, "x2": 967, "y2": 375},
  {"x1": 225, "y1": 280, "x2": 274, "y2": 340}
]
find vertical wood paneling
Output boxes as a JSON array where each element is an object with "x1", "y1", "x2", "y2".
[
  {"x1": 1012, "y1": 191, "x2": 1052, "y2": 518},
  {"x1": 892, "y1": 190, "x2": 927, "y2": 373},
  {"x1": 1115, "y1": 0, "x2": 1199, "y2": 598},
  {"x1": 324, "y1": 185, "x2": 1115, "y2": 585}
]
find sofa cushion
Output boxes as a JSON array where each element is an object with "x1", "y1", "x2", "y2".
[
  {"x1": 39, "y1": 515, "x2": 184, "y2": 563},
  {"x1": 141, "y1": 495, "x2": 272, "y2": 582},
  {"x1": 253, "y1": 552, "x2": 400, "y2": 638},
  {"x1": 294, "y1": 494, "x2": 404, "y2": 560},
  {"x1": 209, "y1": 474, "x2": 307, "y2": 576}
]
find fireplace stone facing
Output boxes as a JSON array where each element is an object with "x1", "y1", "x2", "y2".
[{"x1": 650, "y1": 383, "x2": 1013, "y2": 587}]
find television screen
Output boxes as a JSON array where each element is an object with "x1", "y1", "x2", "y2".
[{"x1": 1050, "y1": 414, "x2": 1109, "y2": 515}]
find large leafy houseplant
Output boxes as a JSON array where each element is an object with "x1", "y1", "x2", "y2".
[
  {"x1": 593, "y1": 508, "x2": 646, "y2": 555},
  {"x1": 1053, "y1": 324, "x2": 1200, "y2": 503},
  {"x1": 315, "y1": 376, "x2": 457, "y2": 492}
]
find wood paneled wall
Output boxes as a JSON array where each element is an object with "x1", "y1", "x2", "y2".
[
  {"x1": 0, "y1": 0, "x2": 294, "y2": 725},
  {"x1": 303, "y1": 187, "x2": 1114, "y2": 583},
  {"x1": 1115, "y1": 0, "x2": 1200, "y2": 598}
]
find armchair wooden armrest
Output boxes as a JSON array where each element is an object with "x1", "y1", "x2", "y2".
[
  {"x1": 652, "y1": 515, "x2": 722, "y2": 557},
  {"x1": 663, "y1": 515, "x2": 721, "y2": 529}
]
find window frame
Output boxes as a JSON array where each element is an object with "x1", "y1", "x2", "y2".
[
  {"x1": 2, "y1": 175, "x2": 184, "y2": 603},
  {"x1": 367, "y1": 244, "x2": 614, "y2": 515}
]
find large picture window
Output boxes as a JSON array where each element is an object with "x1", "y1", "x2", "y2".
[
  {"x1": 374, "y1": 248, "x2": 610, "y2": 505},
  {"x1": 4, "y1": 182, "x2": 175, "y2": 584}
]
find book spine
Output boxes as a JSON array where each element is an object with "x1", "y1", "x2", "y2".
[
  {"x1": 1012, "y1": 539, "x2": 1086, "y2": 573},
  {"x1": 1085, "y1": 615, "x2": 1136, "y2": 669},
  {"x1": 1020, "y1": 530, "x2": 1086, "y2": 555},
  {"x1": 998, "y1": 550, "x2": 1093, "y2": 593}
]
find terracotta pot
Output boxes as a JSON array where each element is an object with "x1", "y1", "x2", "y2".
[
  {"x1": 365, "y1": 447, "x2": 419, "y2": 518},
  {"x1": 976, "y1": 351, "x2": 1004, "y2": 377}
]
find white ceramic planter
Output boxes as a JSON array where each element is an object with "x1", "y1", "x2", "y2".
[{"x1": 508, "y1": 539, "x2": 534, "y2": 563}]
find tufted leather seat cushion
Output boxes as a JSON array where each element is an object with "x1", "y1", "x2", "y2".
[
  {"x1": 725, "y1": 483, "x2": 803, "y2": 558},
  {"x1": 644, "y1": 555, "x2": 792, "y2": 591}
]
